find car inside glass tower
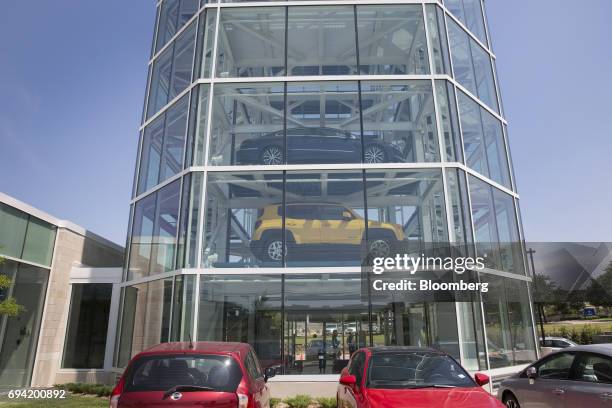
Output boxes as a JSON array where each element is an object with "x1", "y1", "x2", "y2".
[{"x1": 116, "y1": 0, "x2": 538, "y2": 378}]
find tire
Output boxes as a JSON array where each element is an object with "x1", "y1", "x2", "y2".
[
  {"x1": 368, "y1": 237, "x2": 392, "y2": 257},
  {"x1": 262, "y1": 235, "x2": 284, "y2": 262},
  {"x1": 260, "y1": 145, "x2": 284, "y2": 165},
  {"x1": 503, "y1": 393, "x2": 521, "y2": 408},
  {"x1": 364, "y1": 144, "x2": 387, "y2": 164}
]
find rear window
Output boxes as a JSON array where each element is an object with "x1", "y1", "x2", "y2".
[{"x1": 125, "y1": 354, "x2": 243, "y2": 393}]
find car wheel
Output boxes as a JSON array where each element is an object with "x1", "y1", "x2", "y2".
[
  {"x1": 369, "y1": 238, "x2": 391, "y2": 257},
  {"x1": 260, "y1": 145, "x2": 284, "y2": 165},
  {"x1": 263, "y1": 237, "x2": 284, "y2": 262},
  {"x1": 503, "y1": 393, "x2": 521, "y2": 408},
  {"x1": 364, "y1": 144, "x2": 387, "y2": 163}
]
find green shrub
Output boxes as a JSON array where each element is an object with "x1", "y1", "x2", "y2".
[
  {"x1": 316, "y1": 397, "x2": 336, "y2": 408},
  {"x1": 283, "y1": 394, "x2": 312, "y2": 408},
  {"x1": 54, "y1": 382, "x2": 113, "y2": 397}
]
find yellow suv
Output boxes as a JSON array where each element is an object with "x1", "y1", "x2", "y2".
[{"x1": 251, "y1": 203, "x2": 405, "y2": 262}]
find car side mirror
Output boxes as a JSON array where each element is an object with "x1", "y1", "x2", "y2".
[
  {"x1": 339, "y1": 374, "x2": 357, "y2": 386},
  {"x1": 526, "y1": 366, "x2": 537, "y2": 380},
  {"x1": 264, "y1": 367, "x2": 276, "y2": 382},
  {"x1": 474, "y1": 373, "x2": 489, "y2": 386}
]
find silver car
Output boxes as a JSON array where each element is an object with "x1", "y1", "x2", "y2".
[{"x1": 498, "y1": 344, "x2": 612, "y2": 407}]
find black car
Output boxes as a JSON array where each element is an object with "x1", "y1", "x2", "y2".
[{"x1": 235, "y1": 127, "x2": 404, "y2": 165}]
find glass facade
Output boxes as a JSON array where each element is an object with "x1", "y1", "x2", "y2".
[{"x1": 119, "y1": 0, "x2": 537, "y2": 375}]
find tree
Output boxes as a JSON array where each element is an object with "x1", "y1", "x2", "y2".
[
  {"x1": 0, "y1": 256, "x2": 25, "y2": 317},
  {"x1": 586, "y1": 261, "x2": 612, "y2": 307}
]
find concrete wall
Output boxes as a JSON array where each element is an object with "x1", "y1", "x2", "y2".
[{"x1": 30, "y1": 228, "x2": 123, "y2": 387}]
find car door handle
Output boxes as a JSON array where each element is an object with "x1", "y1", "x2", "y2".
[
  {"x1": 552, "y1": 388, "x2": 565, "y2": 395},
  {"x1": 600, "y1": 392, "x2": 612, "y2": 400}
]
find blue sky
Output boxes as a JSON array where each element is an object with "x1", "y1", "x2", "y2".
[{"x1": 0, "y1": 0, "x2": 610, "y2": 245}]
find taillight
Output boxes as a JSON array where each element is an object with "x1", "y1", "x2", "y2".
[
  {"x1": 109, "y1": 376, "x2": 124, "y2": 408},
  {"x1": 237, "y1": 393, "x2": 249, "y2": 408}
]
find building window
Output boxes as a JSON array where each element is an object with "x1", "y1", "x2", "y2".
[
  {"x1": 62, "y1": 284, "x2": 113, "y2": 369},
  {"x1": 448, "y1": 19, "x2": 498, "y2": 112},
  {"x1": 147, "y1": 22, "x2": 197, "y2": 118},
  {"x1": 357, "y1": 5, "x2": 429, "y2": 75},
  {"x1": 216, "y1": 7, "x2": 286, "y2": 78},
  {"x1": 155, "y1": 0, "x2": 200, "y2": 54},
  {"x1": 458, "y1": 91, "x2": 511, "y2": 188},
  {"x1": 443, "y1": 0, "x2": 487, "y2": 45},
  {"x1": 287, "y1": 6, "x2": 357, "y2": 76},
  {"x1": 138, "y1": 95, "x2": 189, "y2": 195}
]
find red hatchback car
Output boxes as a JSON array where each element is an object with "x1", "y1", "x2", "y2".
[
  {"x1": 110, "y1": 342, "x2": 275, "y2": 408},
  {"x1": 337, "y1": 347, "x2": 504, "y2": 408}
]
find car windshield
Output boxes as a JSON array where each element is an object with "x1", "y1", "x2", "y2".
[
  {"x1": 125, "y1": 354, "x2": 243, "y2": 393},
  {"x1": 367, "y1": 352, "x2": 476, "y2": 389}
]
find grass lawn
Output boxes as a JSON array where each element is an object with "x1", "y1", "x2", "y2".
[{"x1": 0, "y1": 394, "x2": 107, "y2": 408}]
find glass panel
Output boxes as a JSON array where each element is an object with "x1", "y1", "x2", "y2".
[
  {"x1": 202, "y1": 172, "x2": 283, "y2": 267},
  {"x1": 284, "y1": 273, "x2": 367, "y2": 374},
  {"x1": 0, "y1": 203, "x2": 28, "y2": 259},
  {"x1": 116, "y1": 287, "x2": 137, "y2": 368},
  {"x1": 194, "y1": 84, "x2": 210, "y2": 166},
  {"x1": 185, "y1": 173, "x2": 203, "y2": 268},
  {"x1": 445, "y1": 169, "x2": 472, "y2": 249},
  {"x1": 21, "y1": 218, "x2": 56, "y2": 266},
  {"x1": 198, "y1": 275, "x2": 282, "y2": 371},
  {"x1": 128, "y1": 193, "x2": 157, "y2": 280},
  {"x1": 170, "y1": 275, "x2": 196, "y2": 341},
  {"x1": 426, "y1": 5, "x2": 451, "y2": 75},
  {"x1": 210, "y1": 83, "x2": 285, "y2": 166},
  {"x1": 176, "y1": 174, "x2": 192, "y2": 267},
  {"x1": 492, "y1": 188, "x2": 523, "y2": 274},
  {"x1": 151, "y1": 180, "x2": 181, "y2": 274},
  {"x1": 287, "y1": 6, "x2": 357, "y2": 76},
  {"x1": 435, "y1": 80, "x2": 461, "y2": 162},
  {"x1": 155, "y1": 0, "x2": 179, "y2": 53},
  {"x1": 170, "y1": 22, "x2": 197, "y2": 99},
  {"x1": 365, "y1": 169, "x2": 447, "y2": 257},
  {"x1": 444, "y1": 0, "x2": 487, "y2": 45},
  {"x1": 458, "y1": 91, "x2": 510, "y2": 187},
  {"x1": 62, "y1": 284, "x2": 113, "y2": 369},
  {"x1": 216, "y1": 7, "x2": 286, "y2": 77},
  {"x1": 457, "y1": 298, "x2": 487, "y2": 371},
  {"x1": 138, "y1": 116, "x2": 165, "y2": 194},
  {"x1": 360, "y1": 81, "x2": 438, "y2": 163},
  {"x1": 201, "y1": 10, "x2": 217, "y2": 78},
  {"x1": 178, "y1": 0, "x2": 199, "y2": 26},
  {"x1": 357, "y1": 5, "x2": 429, "y2": 75},
  {"x1": 482, "y1": 277, "x2": 536, "y2": 368},
  {"x1": 468, "y1": 176, "x2": 500, "y2": 269},
  {"x1": 160, "y1": 95, "x2": 189, "y2": 181},
  {"x1": 470, "y1": 42, "x2": 498, "y2": 111},
  {"x1": 0, "y1": 264, "x2": 48, "y2": 387},
  {"x1": 147, "y1": 47, "x2": 173, "y2": 117},
  {"x1": 286, "y1": 82, "x2": 361, "y2": 164},
  {"x1": 285, "y1": 171, "x2": 365, "y2": 266}
]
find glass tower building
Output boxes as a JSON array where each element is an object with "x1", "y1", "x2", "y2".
[{"x1": 116, "y1": 0, "x2": 537, "y2": 377}]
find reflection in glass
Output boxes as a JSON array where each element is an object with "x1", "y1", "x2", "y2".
[
  {"x1": 155, "y1": 0, "x2": 199, "y2": 53},
  {"x1": 357, "y1": 5, "x2": 429, "y2": 75},
  {"x1": 365, "y1": 170, "x2": 445, "y2": 257},
  {"x1": 285, "y1": 171, "x2": 365, "y2": 266},
  {"x1": 202, "y1": 172, "x2": 283, "y2": 267},
  {"x1": 445, "y1": 169, "x2": 472, "y2": 249},
  {"x1": 435, "y1": 80, "x2": 461, "y2": 162},
  {"x1": 216, "y1": 8, "x2": 285, "y2": 77},
  {"x1": 170, "y1": 275, "x2": 196, "y2": 341},
  {"x1": 287, "y1": 6, "x2": 357, "y2": 76},
  {"x1": 171, "y1": 23, "x2": 197, "y2": 97},
  {"x1": 209, "y1": 83, "x2": 285, "y2": 166},
  {"x1": 0, "y1": 264, "x2": 49, "y2": 386},
  {"x1": 147, "y1": 48, "x2": 173, "y2": 117},
  {"x1": 0, "y1": 203, "x2": 29, "y2": 259},
  {"x1": 458, "y1": 92, "x2": 510, "y2": 188},
  {"x1": 21, "y1": 218, "x2": 56, "y2": 268},
  {"x1": 360, "y1": 81, "x2": 438, "y2": 163},
  {"x1": 286, "y1": 82, "x2": 361, "y2": 164}
]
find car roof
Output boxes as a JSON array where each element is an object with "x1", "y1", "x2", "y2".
[
  {"x1": 138, "y1": 341, "x2": 251, "y2": 357},
  {"x1": 563, "y1": 343, "x2": 612, "y2": 354},
  {"x1": 366, "y1": 346, "x2": 446, "y2": 355}
]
